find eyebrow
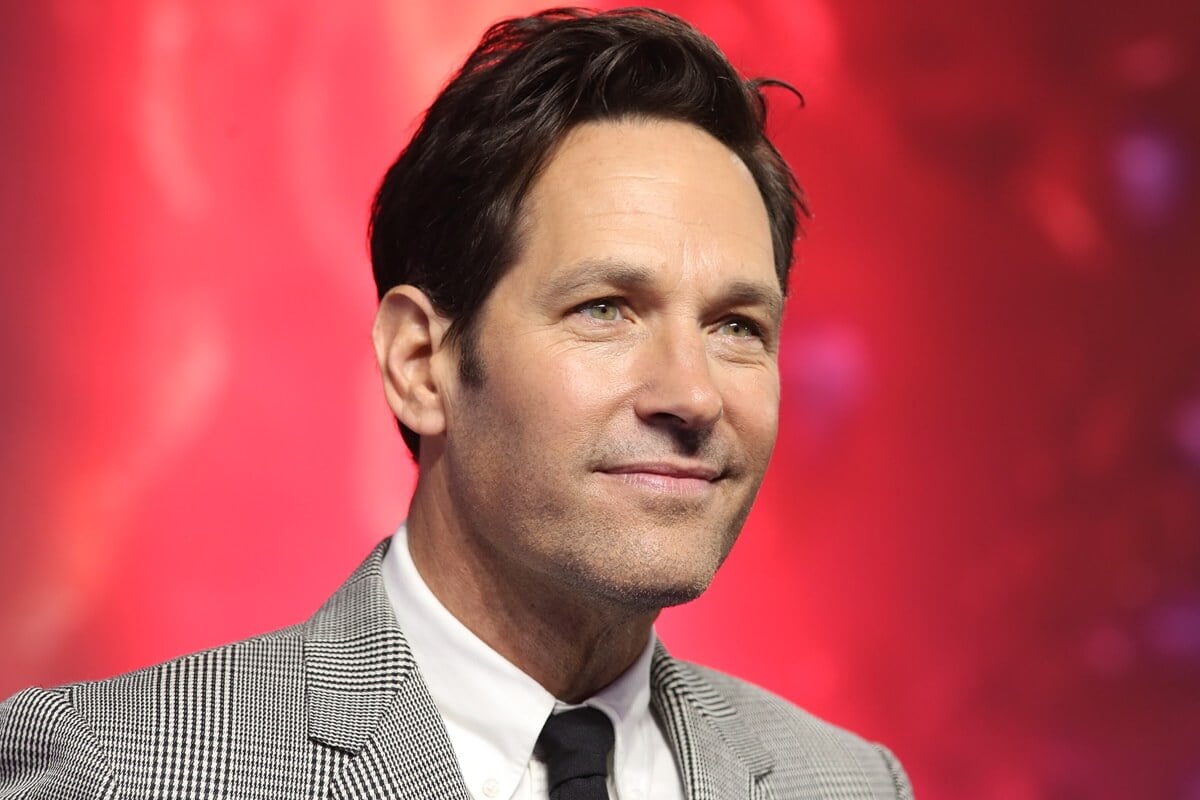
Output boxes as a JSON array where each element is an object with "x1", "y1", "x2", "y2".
[
  {"x1": 721, "y1": 279, "x2": 785, "y2": 324},
  {"x1": 536, "y1": 259, "x2": 656, "y2": 301},
  {"x1": 538, "y1": 258, "x2": 784, "y2": 322}
]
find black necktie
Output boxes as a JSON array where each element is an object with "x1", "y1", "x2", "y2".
[{"x1": 537, "y1": 707, "x2": 614, "y2": 800}]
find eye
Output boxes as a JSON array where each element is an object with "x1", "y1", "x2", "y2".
[
  {"x1": 720, "y1": 318, "x2": 763, "y2": 339},
  {"x1": 577, "y1": 299, "x2": 623, "y2": 322}
]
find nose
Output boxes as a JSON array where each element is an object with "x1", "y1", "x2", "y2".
[{"x1": 633, "y1": 325, "x2": 723, "y2": 432}]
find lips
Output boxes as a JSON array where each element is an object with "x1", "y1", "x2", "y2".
[
  {"x1": 601, "y1": 461, "x2": 721, "y2": 481},
  {"x1": 596, "y1": 461, "x2": 724, "y2": 498}
]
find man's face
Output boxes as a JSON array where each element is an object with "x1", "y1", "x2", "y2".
[{"x1": 439, "y1": 118, "x2": 782, "y2": 611}]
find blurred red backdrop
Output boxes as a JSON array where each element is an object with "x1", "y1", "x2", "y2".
[{"x1": 2, "y1": 1, "x2": 1198, "y2": 798}]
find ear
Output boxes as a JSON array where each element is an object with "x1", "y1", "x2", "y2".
[{"x1": 372, "y1": 286, "x2": 454, "y2": 441}]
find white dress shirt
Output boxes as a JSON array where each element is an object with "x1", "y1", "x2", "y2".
[{"x1": 381, "y1": 524, "x2": 686, "y2": 800}]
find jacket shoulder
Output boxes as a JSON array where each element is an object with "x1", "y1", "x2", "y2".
[
  {"x1": 1, "y1": 624, "x2": 311, "y2": 800},
  {"x1": 686, "y1": 662, "x2": 913, "y2": 800},
  {"x1": 0, "y1": 686, "x2": 117, "y2": 799}
]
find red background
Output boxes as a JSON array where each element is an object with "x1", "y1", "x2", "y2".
[{"x1": 2, "y1": 1, "x2": 1199, "y2": 797}]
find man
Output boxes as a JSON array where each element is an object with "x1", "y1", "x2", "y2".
[{"x1": 1, "y1": 8, "x2": 912, "y2": 800}]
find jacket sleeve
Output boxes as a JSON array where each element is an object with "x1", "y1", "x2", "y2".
[
  {"x1": 0, "y1": 687, "x2": 117, "y2": 800},
  {"x1": 875, "y1": 743, "x2": 914, "y2": 800}
]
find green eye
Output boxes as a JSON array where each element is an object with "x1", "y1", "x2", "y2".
[
  {"x1": 580, "y1": 301, "x2": 621, "y2": 321},
  {"x1": 721, "y1": 319, "x2": 761, "y2": 338}
]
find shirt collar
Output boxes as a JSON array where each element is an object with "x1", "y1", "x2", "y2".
[{"x1": 381, "y1": 524, "x2": 657, "y2": 800}]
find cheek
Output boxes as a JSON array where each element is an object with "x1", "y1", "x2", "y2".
[
  {"x1": 518, "y1": 347, "x2": 635, "y2": 427},
  {"x1": 722, "y1": 371, "x2": 780, "y2": 450}
]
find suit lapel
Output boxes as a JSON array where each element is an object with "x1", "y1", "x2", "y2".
[
  {"x1": 303, "y1": 540, "x2": 471, "y2": 800},
  {"x1": 301, "y1": 542, "x2": 777, "y2": 800},
  {"x1": 651, "y1": 643, "x2": 774, "y2": 800}
]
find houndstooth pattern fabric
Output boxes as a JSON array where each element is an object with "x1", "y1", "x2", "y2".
[{"x1": 1, "y1": 540, "x2": 913, "y2": 799}]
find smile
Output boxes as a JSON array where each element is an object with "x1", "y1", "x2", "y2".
[{"x1": 598, "y1": 462, "x2": 720, "y2": 497}]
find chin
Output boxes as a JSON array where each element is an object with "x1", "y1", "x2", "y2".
[
  {"x1": 626, "y1": 581, "x2": 712, "y2": 610},
  {"x1": 571, "y1": 560, "x2": 722, "y2": 612},
  {"x1": 523, "y1": 506, "x2": 748, "y2": 613}
]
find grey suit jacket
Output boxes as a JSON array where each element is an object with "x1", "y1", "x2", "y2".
[{"x1": 0, "y1": 540, "x2": 913, "y2": 799}]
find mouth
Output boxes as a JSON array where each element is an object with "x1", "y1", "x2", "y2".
[{"x1": 598, "y1": 461, "x2": 722, "y2": 497}]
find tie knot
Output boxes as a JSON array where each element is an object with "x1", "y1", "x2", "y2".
[{"x1": 537, "y1": 707, "x2": 615, "y2": 795}]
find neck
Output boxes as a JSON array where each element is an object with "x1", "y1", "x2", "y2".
[{"x1": 404, "y1": 478, "x2": 658, "y2": 704}]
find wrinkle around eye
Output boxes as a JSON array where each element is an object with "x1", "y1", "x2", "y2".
[{"x1": 712, "y1": 323, "x2": 778, "y2": 361}]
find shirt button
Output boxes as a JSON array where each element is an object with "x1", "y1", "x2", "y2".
[{"x1": 482, "y1": 778, "x2": 499, "y2": 798}]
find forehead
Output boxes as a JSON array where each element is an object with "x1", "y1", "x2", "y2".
[{"x1": 508, "y1": 118, "x2": 778, "y2": 297}]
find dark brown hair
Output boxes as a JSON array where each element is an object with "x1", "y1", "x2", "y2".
[{"x1": 369, "y1": 7, "x2": 806, "y2": 457}]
